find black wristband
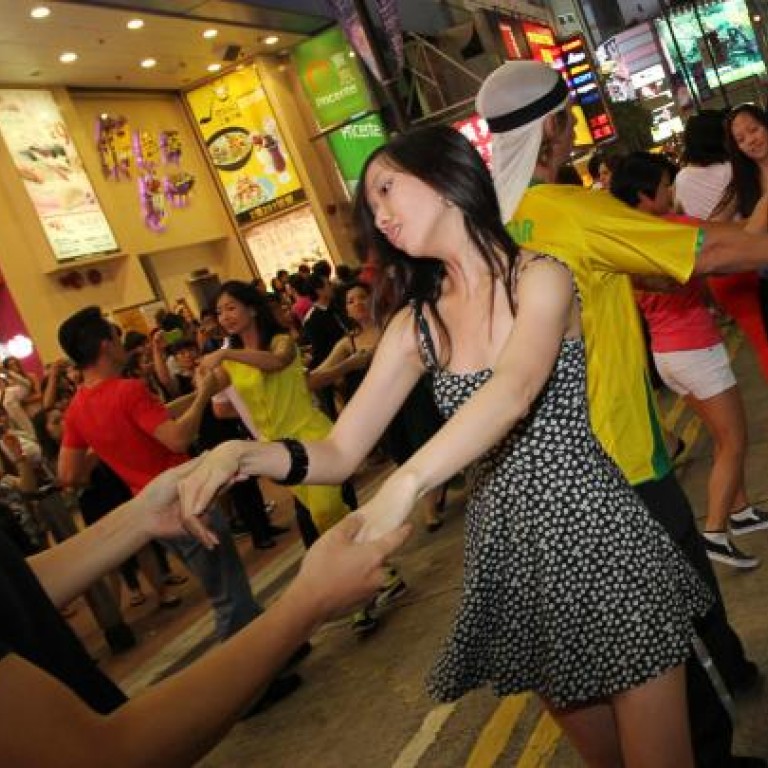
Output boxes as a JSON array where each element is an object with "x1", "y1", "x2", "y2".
[{"x1": 276, "y1": 438, "x2": 309, "y2": 486}]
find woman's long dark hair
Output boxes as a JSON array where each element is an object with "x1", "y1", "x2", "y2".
[
  {"x1": 216, "y1": 280, "x2": 284, "y2": 349},
  {"x1": 354, "y1": 125, "x2": 519, "y2": 366},
  {"x1": 721, "y1": 103, "x2": 768, "y2": 217}
]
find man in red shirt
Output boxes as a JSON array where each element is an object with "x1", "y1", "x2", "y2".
[{"x1": 57, "y1": 306, "x2": 264, "y2": 644}]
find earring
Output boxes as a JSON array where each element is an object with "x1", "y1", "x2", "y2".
[{"x1": 442, "y1": 197, "x2": 453, "y2": 207}]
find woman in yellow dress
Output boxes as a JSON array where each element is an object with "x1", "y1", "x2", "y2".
[
  {"x1": 199, "y1": 280, "x2": 404, "y2": 634},
  {"x1": 199, "y1": 280, "x2": 350, "y2": 542}
]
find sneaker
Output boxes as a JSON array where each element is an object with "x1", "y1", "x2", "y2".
[
  {"x1": 704, "y1": 536, "x2": 760, "y2": 569},
  {"x1": 373, "y1": 574, "x2": 408, "y2": 610},
  {"x1": 351, "y1": 610, "x2": 379, "y2": 636},
  {"x1": 730, "y1": 506, "x2": 768, "y2": 536}
]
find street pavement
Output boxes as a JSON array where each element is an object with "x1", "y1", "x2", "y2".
[{"x1": 75, "y1": 325, "x2": 768, "y2": 767}]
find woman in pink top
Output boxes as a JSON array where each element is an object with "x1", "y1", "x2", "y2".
[{"x1": 612, "y1": 152, "x2": 764, "y2": 570}]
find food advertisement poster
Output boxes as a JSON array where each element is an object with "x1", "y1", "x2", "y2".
[
  {"x1": 327, "y1": 112, "x2": 387, "y2": 195},
  {"x1": 186, "y1": 66, "x2": 305, "y2": 224},
  {"x1": 293, "y1": 26, "x2": 374, "y2": 129},
  {"x1": 244, "y1": 204, "x2": 330, "y2": 284},
  {"x1": 0, "y1": 89, "x2": 118, "y2": 261}
]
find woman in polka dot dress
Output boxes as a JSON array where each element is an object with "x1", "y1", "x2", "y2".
[{"x1": 181, "y1": 126, "x2": 712, "y2": 767}]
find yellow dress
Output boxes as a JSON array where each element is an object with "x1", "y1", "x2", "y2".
[{"x1": 223, "y1": 336, "x2": 349, "y2": 534}]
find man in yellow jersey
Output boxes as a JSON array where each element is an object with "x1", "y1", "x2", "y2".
[{"x1": 477, "y1": 60, "x2": 766, "y2": 768}]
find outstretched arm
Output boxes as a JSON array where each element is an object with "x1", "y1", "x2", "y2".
[
  {"x1": 1, "y1": 514, "x2": 411, "y2": 768},
  {"x1": 357, "y1": 258, "x2": 574, "y2": 541},
  {"x1": 178, "y1": 310, "x2": 424, "y2": 523}
]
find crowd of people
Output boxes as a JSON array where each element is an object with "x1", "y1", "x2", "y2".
[{"x1": 4, "y1": 58, "x2": 768, "y2": 766}]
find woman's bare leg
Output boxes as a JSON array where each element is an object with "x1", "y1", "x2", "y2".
[
  {"x1": 612, "y1": 664, "x2": 693, "y2": 768},
  {"x1": 684, "y1": 387, "x2": 747, "y2": 532},
  {"x1": 544, "y1": 698, "x2": 622, "y2": 768}
]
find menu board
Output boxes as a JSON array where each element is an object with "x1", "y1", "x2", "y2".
[
  {"x1": 0, "y1": 89, "x2": 118, "y2": 261},
  {"x1": 186, "y1": 66, "x2": 305, "y2": 225},
  {"x1": 294, "y1": 26, "x2": 374, "y2": 130},
  {"x1": 244, "y1": 204, "x2": 330, "y2": 284}
]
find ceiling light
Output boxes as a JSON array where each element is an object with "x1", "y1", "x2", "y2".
[
  {"x1": 30, "y1": 6, "x2": 51, "y2": 19},
  {"x1": 207, "y1": 63, "x2": 222, "y2": 73},
  {"x1": 126, "y1": 19, "x2": 144, "y2": 30},
  {"x1": 264, "y1": 35, "x2": 279, "y2": 45},
  {"x1": 140, "y1": 58, "x2": 157, "y2": 69},
  {"x1": 203, "y1": 28, "x2": 218, "y2": 39},
  {"x1": 59, "y1": 52, "x2": 78, "y2": 63}
]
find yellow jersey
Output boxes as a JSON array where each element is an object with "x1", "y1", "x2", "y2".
[{"x1": 509, "y1": 184, "x2": 702, "y2": 485}]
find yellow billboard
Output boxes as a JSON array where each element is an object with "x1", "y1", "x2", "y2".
[{"x1": 186, "y1": 65, "x2": 305, "y2": 224}]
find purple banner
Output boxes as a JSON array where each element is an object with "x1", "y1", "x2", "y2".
[{"x1": 325, "y1": 0, "x2": 404, "y2": 80}]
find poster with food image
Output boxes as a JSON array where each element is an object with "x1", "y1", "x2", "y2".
[
  {"x1": 186, "y1": 66, "x2": 305, "y2": 224},
  {"x1": 0, "y1": 89, "x2": 118, "y2": 261}
]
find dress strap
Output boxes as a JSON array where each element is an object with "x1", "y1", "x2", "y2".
[{"x1": 411, "y1": 300, "x2": 440, "y2": 373}]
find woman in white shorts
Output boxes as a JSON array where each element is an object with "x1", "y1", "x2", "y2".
[{"x1": 611, "y1": 151, "x2": 766, "y2": 571}]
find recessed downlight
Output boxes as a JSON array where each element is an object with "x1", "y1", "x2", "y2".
[
  {"x1": 59, "y1": 52, "x2": 78, "y2": 63},
  {"x1": 126, "y1": 19, "x2": 144, "y2": 30},
  {"x1": 264, "y1": 35, "x2": 279, "y2": 45},
  {"x1": 203, "y1": 28, "x2": 218, "y2": 39},
  {"x1": 207, "y1": 63, "x2": 222, "y2": 73},
  {"x1": 140, "y1": 58, "x2": 157, "y2": 69},
  {"x1": 30, "y1": 6, "x2": 51, "y2": 19}
]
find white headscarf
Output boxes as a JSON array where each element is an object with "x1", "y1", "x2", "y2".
[{"x1": 476, "y1": 61, "x2": 568, "y2": 223}]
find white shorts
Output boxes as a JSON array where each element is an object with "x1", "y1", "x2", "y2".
[{"x1": 653, "y1": 344, "x2": 736, "y2": 400}]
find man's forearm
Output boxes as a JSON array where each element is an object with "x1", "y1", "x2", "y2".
[
  {"x1": 696, "y1": 226, "x2": 768, "y2": 274},
  {"x1": 28, "y1": 499, "x2": 149, "y2": 608},
  {"x1": 171, "y1": 388, "x2": 210, "y2": 449}
]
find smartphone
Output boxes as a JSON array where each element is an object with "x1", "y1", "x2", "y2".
[{"x1": 163, "y1": 328, "x2": 184, "y2": 345}]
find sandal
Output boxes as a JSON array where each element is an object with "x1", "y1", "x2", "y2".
[{"x1": 129, "y1": 592, "x2": 147, "y2": 607}]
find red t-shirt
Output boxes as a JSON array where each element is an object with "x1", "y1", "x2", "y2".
[
  {"x1": 63, "y1": 378, "x2": 187, "y2": 494},
  {"x1": 634, "y1": 213, "x2": 721, "y2": 353}
]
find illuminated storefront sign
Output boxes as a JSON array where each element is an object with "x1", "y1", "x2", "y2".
[
  {"x1": 0, "y1": 89, "x2": 118, "y2": 262},
  {"x1": 186, "y1": 66, "x2": 305, "y2": 225},
  {"x1": 655, "y1": 0, "x2": 765, "y2": 96},
  {"x1": 293, "y1": 26, "x2": 375, "y2": 130},
  {"x1": 326, "y1": 112, "x2": 387, "y2": 194},
  {"x1": 522, "y1": 21, "x2": 557, "y2": 61},
  {"x1": 453, "y1": 114, "x2": 492, "y2": 167},
  {"x1": 560, "y1": 36, "x2": 615, "y2": 143},
  {"x1": 498, "y1": 20, "x2": 522, "y2": 60}
]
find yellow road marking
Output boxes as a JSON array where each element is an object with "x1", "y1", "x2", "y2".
[
  {"x1": 515, "y1": 710, "x2": 561, "y2": 768},
  {"x1": 465, "y1": 694, "x2": 531, "y2": 768},
  {"x1": 392, "y1": 703, "x2": 458, "y2": 768}
]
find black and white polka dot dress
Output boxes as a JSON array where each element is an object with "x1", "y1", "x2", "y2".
[{"x1": 414, "y1": 305, "x2": 712, "y2": 709}]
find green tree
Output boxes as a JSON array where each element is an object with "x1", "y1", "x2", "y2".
[{"x1": 607, "y1": 101, "x2": 654, "y2": 152}]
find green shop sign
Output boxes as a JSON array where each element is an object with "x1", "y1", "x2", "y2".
[
  {"x1": 294, "y1": 26, "x2": 373, "y2": 129},
  {"x1": 327, "y1": 113, "x2": 387, "y2": 195}
]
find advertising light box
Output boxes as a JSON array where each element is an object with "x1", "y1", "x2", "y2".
[
  {"x1": 186, "y1": 66, "x2": 305, "y2": 225},
  {"x1": 0, "y1": 89, "x2": 118, "y2": 261},
  {"x1": 327, "y1": 112, "x2": 387, "y2": 195},
  {"x1": 293, "y1": 26, "x2": 375, "y2": 130},
  {"x1": 655, "y1": 0, "x2": 765, "y2": 94}
]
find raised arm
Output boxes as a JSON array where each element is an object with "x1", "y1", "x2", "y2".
[{"x1": 199, "y1": 336, "x2": 296, "y2": 376}]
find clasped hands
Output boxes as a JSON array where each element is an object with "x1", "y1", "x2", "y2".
[{"x1": 133, "y1": 442, "x2": 414, "y2": 615}]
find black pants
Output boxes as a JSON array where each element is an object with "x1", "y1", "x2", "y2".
[
  {"x1": 228, "y1": 476, "x2": 272, "y2": 548},
  {"x1": 635, "y1": 472, "x2": 747, "y2": 767}
]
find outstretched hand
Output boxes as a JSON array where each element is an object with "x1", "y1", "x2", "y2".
[
  {"x1": 352, "y1": 473, "x2": 420, "y2": 544},
  {"x1": 177, "y1": 442, "x2": 250, "y2": 544},
  {"x1": 289, "y1": 513, "x2": 412, "y2": 620},
  {"x1": 132, "y1": 456, "x2": 223, "y2": 548}
]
